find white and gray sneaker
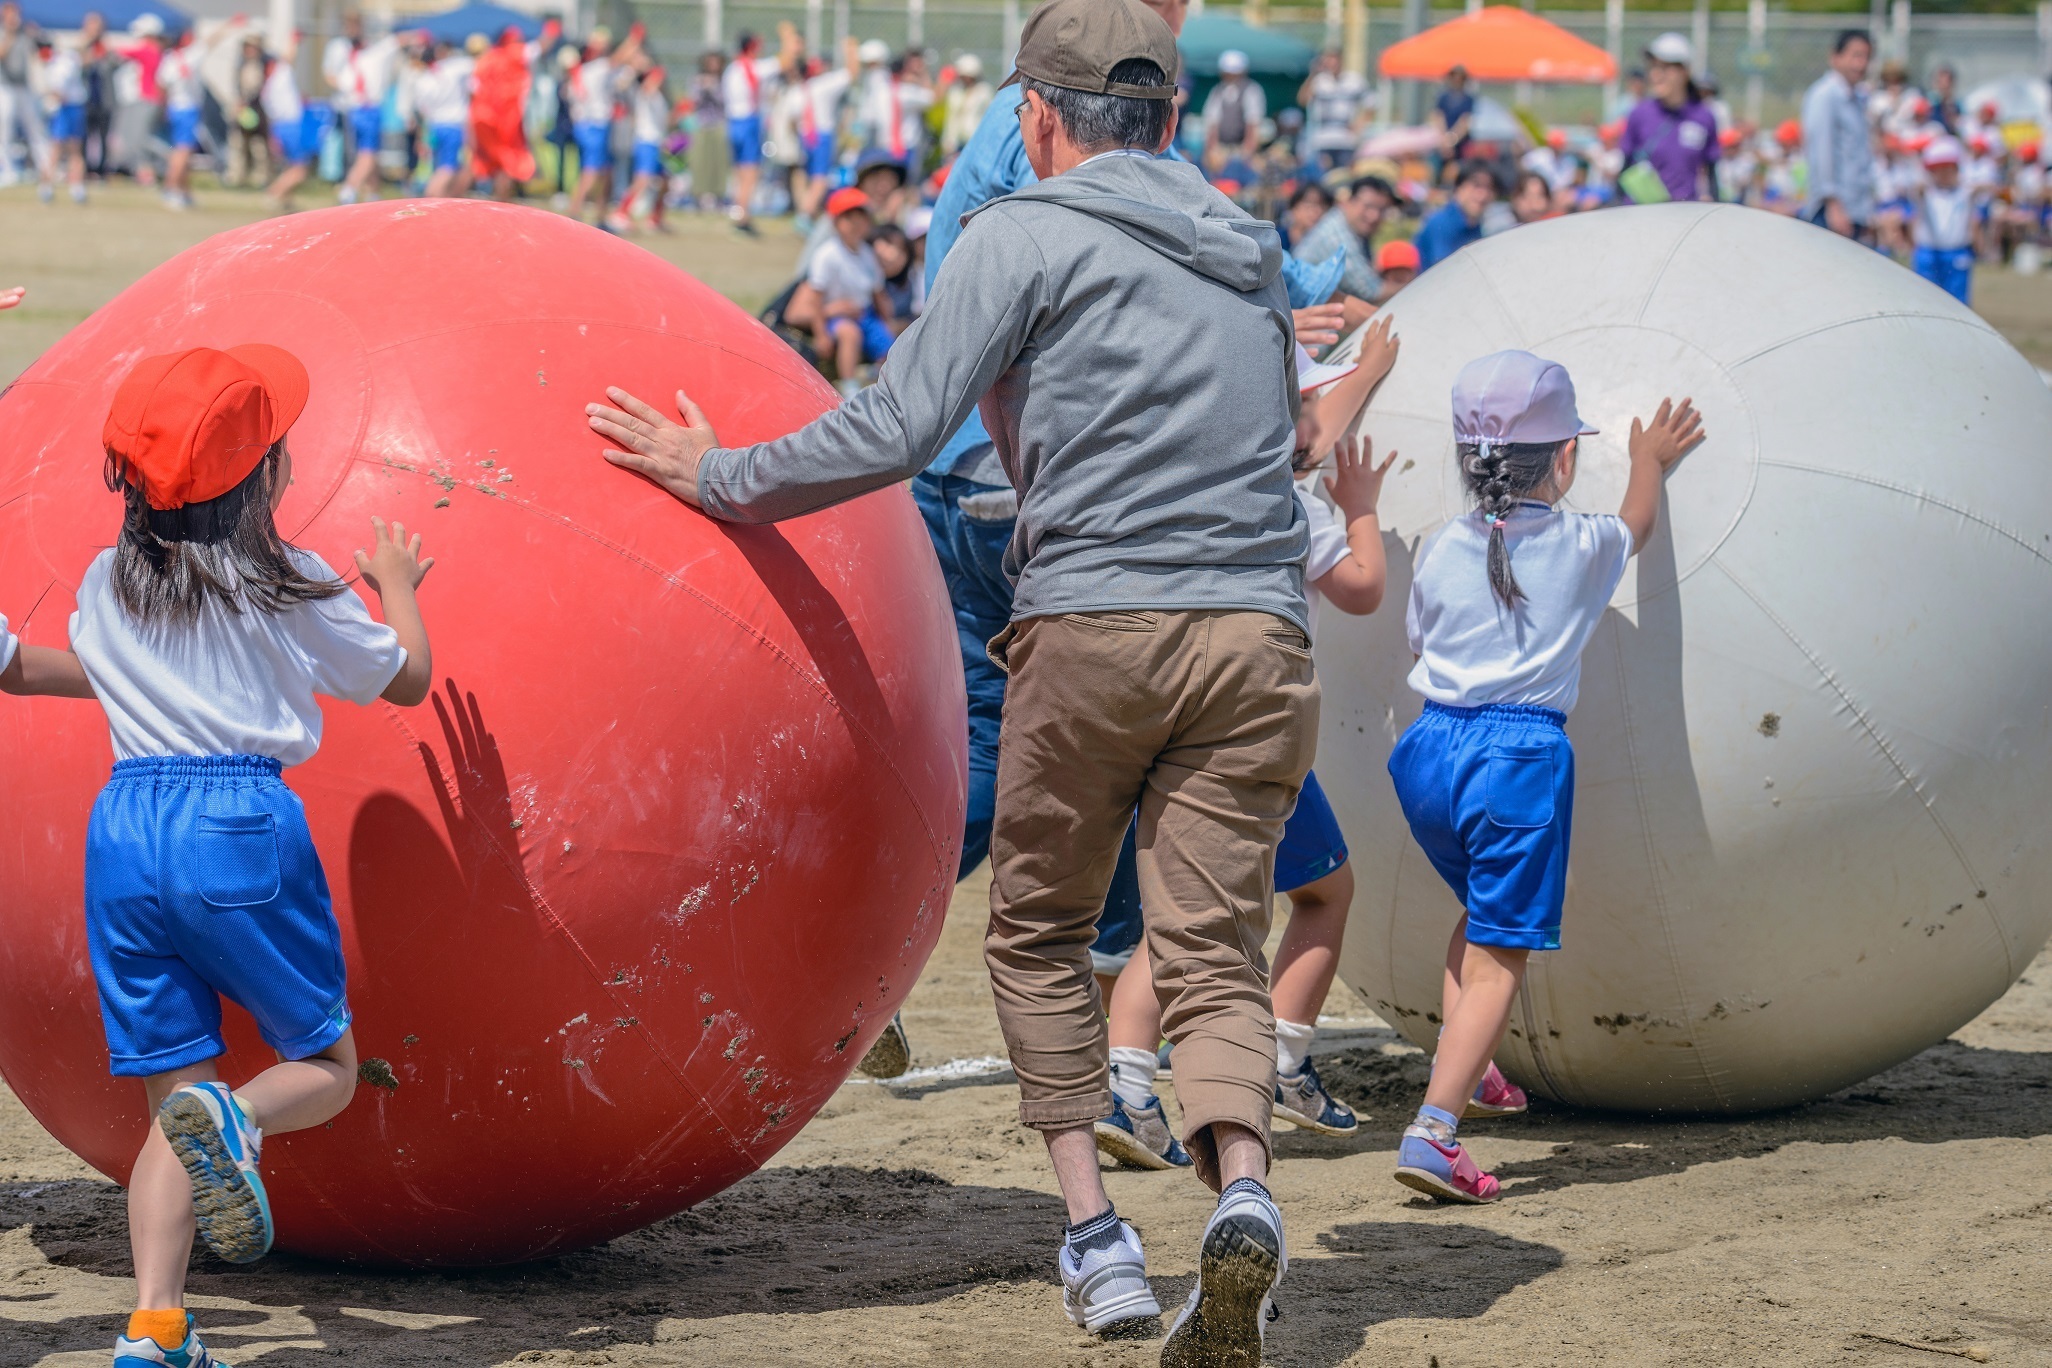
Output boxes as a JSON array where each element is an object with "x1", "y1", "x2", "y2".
[
  {"x1": 1059, "y1": 1218, "x2": 1163, "y2": 1338},
  {"x1": 1160, "y1": 1180, "x2": 1286, "y2": 1368}
]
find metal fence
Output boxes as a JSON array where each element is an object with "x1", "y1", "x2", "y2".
[{"x1": 608, "y1": 0, "x2": 2052, "y2": 128}]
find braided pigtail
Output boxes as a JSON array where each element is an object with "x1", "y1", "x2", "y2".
[{"x1": 1456, "y1": 438, "x2": 1568, "y2": 610}]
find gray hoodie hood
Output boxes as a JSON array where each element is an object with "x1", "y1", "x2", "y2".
[{"x1": 970, "y1": 153, "x2": 1283, "y2": 294}]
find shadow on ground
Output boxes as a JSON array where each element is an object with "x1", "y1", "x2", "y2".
[
  {"x1": 0, "y1": 1165, "x2": 1062, "y2": 1366},
  {"x1": 1297, "y1": 1038, "x2": 2052, "y2": 1197}
]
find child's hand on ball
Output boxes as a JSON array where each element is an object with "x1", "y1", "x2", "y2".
[
  {"x1": 1325, "y1": 434, "x2": 1398, "y2": 524},
  {"x1": 1629, "y1": 397, "x2": 1706, "y2": 472},
  {"x1": 0, "y1": 287, "x2": 25, "y2": 311},
  {"x1": 356, "y1": 517, "x2": 434, "y2": 595}
]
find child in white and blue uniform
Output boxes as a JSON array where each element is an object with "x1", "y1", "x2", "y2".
[
  {"x1": 1389, "y1": 351, "x2": 1702, "y2": 1204},
  {"x1": 1910, "y1": 136, "x2": 1979, "y2": 305},
  {"x1": 75, "y1": 344, "x2": 438, "y2": 1367}
]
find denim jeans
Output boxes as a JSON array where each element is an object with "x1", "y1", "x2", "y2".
[{"x1": 912, "y1": 468, "x2": 1143, "y2": 945}]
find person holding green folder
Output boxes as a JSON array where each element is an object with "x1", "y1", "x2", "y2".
[{"x1": 1618, "y1": 32, "x2": 1721, "y2": 204}]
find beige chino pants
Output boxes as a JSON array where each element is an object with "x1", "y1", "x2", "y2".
[{"x1": 983, "y1": 608, "x2": 1319, "y2": 1190}]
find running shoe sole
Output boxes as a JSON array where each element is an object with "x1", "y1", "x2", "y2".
[
  {"x1": 1093, "y1": 1119, "x2": 1180, "y2": 1171},
  {"x1": 159, "y1": 1091, "x2": 273, "y2": 1263},
  {"x1": 1064, "y1": 1280, "x2": 1163, "y2": 1337},
  {"x1": 1160, "y1": 1212, "x2": 1281, "y2": 1368},
  {"x1": 855, "y1": 1017, "x2": 911, "y2": 1079},
  {"x1": 1271, "y1": 1100, "x2": 1359, "y2": 1136},
  {"x1": 1394, "y1": 1164, "x2": 1495, "y2": 1205},
  {"x1": 1463, "y1": 1097, "x2": 1528, "y2": 1118}
]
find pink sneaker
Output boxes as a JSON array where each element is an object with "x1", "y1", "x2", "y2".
[
  {"x1": 1395, "y1": 1128, "x2": 1502, "y2": 1204},
  {"x1": 1465, "y1": 1062, "x2": 1528, "y2": 1118}
]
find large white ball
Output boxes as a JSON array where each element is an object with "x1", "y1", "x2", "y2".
[{"x1": 1323, "y1": 203, "x2": 2052, "y2": 1112}]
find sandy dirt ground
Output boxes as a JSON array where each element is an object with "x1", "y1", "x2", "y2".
[{"x1": 5, "y1": 183, "x2": 2052, "y2": 1368}]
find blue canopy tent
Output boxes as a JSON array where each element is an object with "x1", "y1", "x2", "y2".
[
  {"x1": 18, "y1": 0, "x2": 187, "y2": 33},
  {"x1": 410, "y1": 2, "x2": 543, "y2": 45}
]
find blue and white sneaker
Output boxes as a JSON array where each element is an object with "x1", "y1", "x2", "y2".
[
  {"x1": 114, "y1": 1313, "x2": 228, "y2": 1366},
  {"x1": 1059, "y1": 1218, "x2": 1162, "y2": 1337},
  {"x1": 1272, "y1": 1058, "x2": 1359, "y2": 1136},
  {"x1": 1093, "y1": 1093, "x2": 1193, "y2": 1171},
  {"x1": 1161, "y1": 1180, "x2": 1287, "y2": 1368},
  {"x1": 158, "y1": 1082, "x2": 272, "y2": 1264}
]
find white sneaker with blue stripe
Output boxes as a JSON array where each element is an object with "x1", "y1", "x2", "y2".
[
  {"x1": 1161, "y1": 1179, "x2": 1287, "y2": 1368},
  {"x1": 1059, "y1": 1218, "x2": 1162, "y2": 1337},
  {"x1": 114, "y1": 1312, "x2": 228, "y2": 1366},
  {"x1": 1094, "y1": 1093, "x2": 1193, "y2": 1170},
  {"x1": 158, "y1": 1082, "x2": 272, "y2": 1264}
]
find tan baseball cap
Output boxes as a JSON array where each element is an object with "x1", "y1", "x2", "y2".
[{"x1": 1000, "y1": 0, "x2": 1178, "y2": 100}]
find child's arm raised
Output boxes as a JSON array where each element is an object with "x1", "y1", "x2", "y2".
[
  {"x1": 353, "y1": 517, "x2": 436, "y2": 707},
  {"x1": 0, "y1": 646, "x2": 95, "y2": 698},
  {"x1": 1618, "y1": 397, "x2": 1705, "y2": 553},
  {"x1": 1314, "y1": 434, "x2": 1399, "y2": 616},
  {"x1": 1296, "y1": 314, "x2": 1400, "y2": 460}
]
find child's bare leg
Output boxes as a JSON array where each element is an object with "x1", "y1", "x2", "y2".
[
  {"x1": 1423, "y1": 942, "x2": 1527, "y2": 1116},
  {"x1": 131, "y1": 1062, "x2": 218, "y2": 1310},
  {"x1": 1270, "y1": 863, "x2": 1353, "y2": 1027},
  {"x1": 833, "y1": 318, "x2": 861, "y2": 379},
  {"x1": 236, "y1": 1028, "x2": 358, "y2": 1134},
  {"x1": 1440, "y1": 912, "x2": 1469, "y2": 1022},
  {"x1": 1106, "y1": 940, "x2": 1160, "y2": 1052}
]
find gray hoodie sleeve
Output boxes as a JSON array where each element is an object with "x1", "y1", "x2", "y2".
[{"x1": 696, "y1": 212, "x2": 1047, "y2": 524}]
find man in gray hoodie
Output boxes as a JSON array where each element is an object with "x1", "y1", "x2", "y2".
[{"x1": 589, "y1": 2, "x2": 1312, "y2": 1359}]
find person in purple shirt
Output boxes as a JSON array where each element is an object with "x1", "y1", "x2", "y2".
[{"x1": 1619, "y1": 32, "x2": 1720, "y2": 203}]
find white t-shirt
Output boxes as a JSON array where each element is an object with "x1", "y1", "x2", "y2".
[
  {"x1": 43, "y1": 47, "x2": 86, "y2": 106},
  {"x1": 806, "y1": 235, "x2": 883, "y2": 309},
  {"x1": 159, "y1": 45, "x2": 203, "y2": 111},
  {"x1": 566, "y1": 54, "x2": 619, "y2": 125},
  {"x1": 1914, "y1": 182, "x2": 1975, "y2": 250},
  {"x1": 261, "y1": 61, "x2": 303, "y2": 126},
  {"x1": 1295, "y1": 475, "x2": 1351, "y2": 638},
  {"x1": 415, "y1": 55, "x2": 473, "y2": 127},
  {"x1": 325, "y1": 35, "x2": 398, "y2": 111},
  {"x1": 1405, "y1": 502, "x2": 1632, "y2": 714},
  {"x1": 0, "y1": 613, "x2": 17, "y2": 673},
  {"x1": 632, "y1": 84, "x2": 668, "y2": 144},
  {"x1": 69, "y1": 548, "x2": 405, "y2": 766},
  {"x1": 1304, "y1": 70, "x2": 1368, "y2": 155},
  {"x1": 721, "y1": 53, "x2": 780, "y2": 120},
  {"x1": 803, "y1": 67, "x2": 851, "y2": 140}
]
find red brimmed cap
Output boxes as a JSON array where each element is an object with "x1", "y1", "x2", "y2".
[
  {"x1": 825, "y1": 187, "x2": 872, "y2": 218},
  {"x1": 102, "y1": 345, "x2": 309, "y2": 510}
]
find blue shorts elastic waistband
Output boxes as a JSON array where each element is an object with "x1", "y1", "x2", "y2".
[
  {"x1": 109, "y1": 754, "x2": 286, "y2": 784},
  {"x1": 1422, "y1": 699, "x2": 1568, "y2": 729}
]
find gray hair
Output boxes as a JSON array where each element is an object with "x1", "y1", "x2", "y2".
[{"x1": 1020, "y1": 58, "x2": 1174, "y2": 154}]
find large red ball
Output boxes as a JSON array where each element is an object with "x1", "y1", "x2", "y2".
[{"x1": 0, "y1": 202, "x2": 966, "y2": 1265}]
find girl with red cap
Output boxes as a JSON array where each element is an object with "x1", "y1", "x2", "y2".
[{"x1": 73, "y1": 344, "x2": 439, "y2": 1367}]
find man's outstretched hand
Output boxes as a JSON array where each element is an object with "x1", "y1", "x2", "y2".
[{"x1": 588, "y1": 387, "x2": 719, "y2": 509}]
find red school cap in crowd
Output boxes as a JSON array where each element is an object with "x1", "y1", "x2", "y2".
[
  {"x1": 1775, "y1": 118, "x2": 1801, "y2": 146},
  {"x1": 1377, "y1": 239, "x2": 1421, "y2": 273},
  {"x1": 102, "y1": 345, "x2": 309, "y2": 511},
  {"x1": 825, "y1": 187, "x2": 873, "y2": 218}
]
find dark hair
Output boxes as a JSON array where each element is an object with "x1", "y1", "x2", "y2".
[
  {"x1": 1020, "y1": 58, "x2": 1172, "y2": 154},
  {"x1": 104, "y1": 442, "x2": 344, "y2": 625},
  {"x1": 1288, "y1": 180, "x2": 1332, "y2": 211},
  {"x1": 1832, "y1": 29, "x2": 1872, "y2": 55},
  {"x1": 1458, "y1": 439, "x2": 1566, "y2": 607},
  {"x1": 869, "y1": 222, "x2": 912, "y2": 282},
  {"x1": 1455, "y1": 160, "x2": 1500, "y2": 194},
  {"x1": 1515, "y1": 170, "x2": 1550, "y2": 200},
  {"x1": 1349, "y1": 173, "x2": 1397, "y2": 203}
]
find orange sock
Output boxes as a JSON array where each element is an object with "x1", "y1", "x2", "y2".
[{"x1": 126, "y1": 1309, "x2": 189, "y2": 1347}]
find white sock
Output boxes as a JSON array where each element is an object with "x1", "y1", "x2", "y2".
[
  {"x1": 1108, "y1": 1046, "x2": 1158, "y2": 1109},
  {"x1": 1275, "y1": 1018, "x2": 1317, "y2": 1077}
]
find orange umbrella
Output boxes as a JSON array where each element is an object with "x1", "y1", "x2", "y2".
[{"x1": 1379, "y1": 6, "x2": 1616, "y2": 84}]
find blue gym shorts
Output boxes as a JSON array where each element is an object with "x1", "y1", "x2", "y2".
[
  {"x1": 1913, "y1": 245, "x2": 1974, "y2": 305},
  {"x1": 84, "y1": 755, "x2": 352, "y2": 1078},
  {"x1": 1276, "y1": 769, "x2": 1348, "y2": 894},
  {"x1": 573, "y1": 119, "x2": 613, "y2": 172},
  {"x1": 857, "y1": 309, "x2": 895, "y2": 362},
  {"x1": 349, "y1": 105, "x2": 382, "y2": 156},
  {"x1": 630, "y1": 139, "x2": 662, "y2": 177},
  {"x1": 428, "y1": 122, "x2": 464, "y2": 172},
  {"x1": 727, "y1": 112, "x2": 763, "y2": 166},
  {"x1": 49, "y1": 101, "x2": 86, "y2": 142},
  {"x1": 802, "y1": 130, "x2": 835, "y2": 179},
  {"x1": 167, "y1": 106, "x2": 202, "y2": 151},
  {"x1": 1388, "y1": 701, "x2": 1575, "y2": 951}
]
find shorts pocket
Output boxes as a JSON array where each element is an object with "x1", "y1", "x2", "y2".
[
  {"x1": 1484, "y1": 746, "x2": 1556, "y2": 829},
  {"x1": 1260, "y1": 622, "x2": 1312, "y2": 657},
  {"x1": 196, "y1": 814, "x2": 282, "y2": 909},
  {"x1": 1071, "y1": 610, "x2": 1162, "y2": 633}
]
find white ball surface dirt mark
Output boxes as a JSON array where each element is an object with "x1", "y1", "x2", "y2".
[{"x1": 1321, "y1": 203, "x2": 2052, "y2": 1112}]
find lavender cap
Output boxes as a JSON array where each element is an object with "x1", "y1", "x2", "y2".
[{"x1": 1451, "y1": 350, "x2": 1599, "y2": 447}]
